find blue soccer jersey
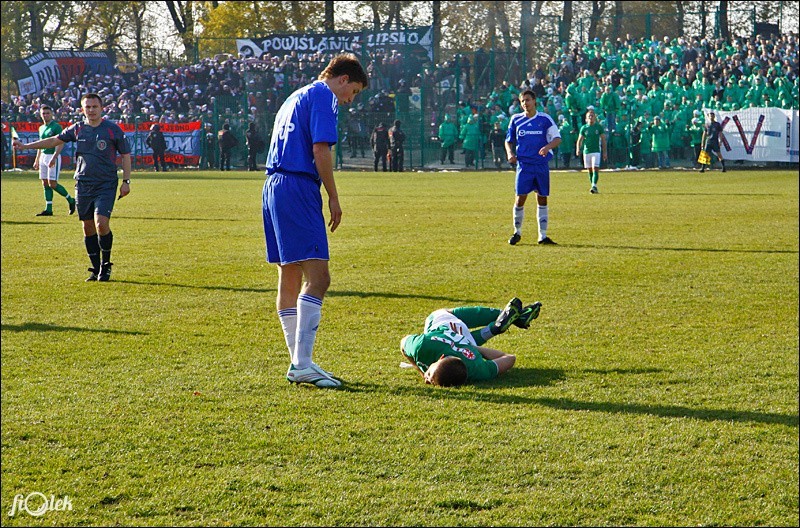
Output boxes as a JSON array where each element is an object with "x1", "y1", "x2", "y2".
[
  {"x1": 506, "y1": 112, "x2": 560, "y2": 164},
  {"x1": 57, "y1": 119, "x2": 130, "y2": 183},
  {"x1": 267, "y1": 80, "x2": 339, "y2": 181}
]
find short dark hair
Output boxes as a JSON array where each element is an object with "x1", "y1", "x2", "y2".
[
  {"x1": 429, "y1": 357, "x2": 467, "y2": 387},
  {"x1": 319, "y1": 53, "x2": 369, "y2": 89},
  {"x1": 519, "y1": 89, "x2": 536, "y2": 100},
  {"x1": 81, "y1": 93, "x2": 102, "y2": 105},
  {"x1": 40, "y1": 105, "x2": 53, "y2": 111}
]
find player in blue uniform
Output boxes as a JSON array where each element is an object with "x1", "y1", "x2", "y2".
[
  {"x1": 263, "y1": 53, "x2": 368, "y2": 388},
  {"x1": 13, "y1": 93, "x2": 132, "y2": 282},
  {"x1": 505, "y1": 90, "x2": 561, "y2": 245}
]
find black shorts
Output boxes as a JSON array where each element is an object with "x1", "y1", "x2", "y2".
[{"x1": 75, "y1": 180, "x2": 118, "y2": 220}]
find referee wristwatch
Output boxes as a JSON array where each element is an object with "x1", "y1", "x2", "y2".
[{"x1": 122, "y1": 179, "x2": 131, "y2": 184}]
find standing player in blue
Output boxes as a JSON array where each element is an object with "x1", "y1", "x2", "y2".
[
  {"x1": 13, "y1": 93, "x2": 131, "y2": 282},
  {"x1": 264, "y1": 53, "x2": 368, "y2": 388},
  {"x1": 505, "y1": 90, "x2": 561, "y2": 245}
]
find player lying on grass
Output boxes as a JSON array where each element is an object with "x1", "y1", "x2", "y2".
[{"x1": 400, "y1": 298, "x2": 541, "y2": 387}]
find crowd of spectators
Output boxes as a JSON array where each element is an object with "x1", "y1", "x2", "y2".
[
  {"x1": 2, "y1": 30, "x2": 797, "y2": 169},
  {"x1": 432, "y1": 31, "x2": 798, "y2": 168},
  {"x1": 0, "y1": 46, "x2": 432, "y2": 126}
]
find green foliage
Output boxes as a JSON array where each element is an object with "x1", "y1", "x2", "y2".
[{"x1": 1, "y1": 168, "x2": 798, "y2": 526}]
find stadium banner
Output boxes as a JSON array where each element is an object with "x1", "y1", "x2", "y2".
[
  {"x1": 237, "y1": 26, "x2": 434, "y2": 60},
  {"x1": 4, "y1": 121, "x2": 203, "y2": 167},
  {"x1": 708, "y1": 107, "x2": 799, "y2": 162},
  {"x1": 10, "y1": 51, "x2": 115, "y2": 97}
]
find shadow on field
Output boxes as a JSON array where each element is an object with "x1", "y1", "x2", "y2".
[
  {"x1": 1, "y1": 322, "x2": 146, "y2": 335},
  {"x1": 560, "y1": 243, "x2": 797, "y2": 255},
  {"x1": 2, "y1": 220, "x2": 54, "y2": 225},
  {"x1": 113, "y1": 280, "x2": 484, "y2": 303},
  {"x1": 348, "y1": 376, "x2": 798, "y2": 427},
  {"x1": 116, "y1": 216, "x2": 240, "y2": 222},
  {"x1": 116, "y1": 279, "x2": 274, "y2": 293},
  {"x1": 532, "y1": 397, "x2": 799, "y2": 427},
  {"x1": 329, "y1": 289, "x2": 488, "y2": 304}
]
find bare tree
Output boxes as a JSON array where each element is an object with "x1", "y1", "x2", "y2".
[
  {"x1": 165, "y1": 0, "x2": 196, "y2": 59},
  {"x1": 432, "y1": 0, "x2": 441, "y2": 65},
  {"x1": 324, "y1": 0, "x2": 334, "y2": 31},
  {"x1": 26, "y1": 1, "x2": 45, "y2": 52},
  {"x1": 384, "y1": 1, "x2": 401, "y2": 29},
  {"x1": 613, "y1": 0, "x2": 623, "y2": 41},
  {"x1": 494, "y1": 1, "x2": 512, "y2": 50},
  {"x1": 561, "y1": 0, "x2": 574, "y2": 44},
  {"x1": 718, "y1": 0, "x2": 730, "y2": 39},
  {"x1": 588, "y1": 0, "x2": 606, "y2": 42},
  {"x1": 371, "y1": 1, "x2": 381, "y2": 30}
]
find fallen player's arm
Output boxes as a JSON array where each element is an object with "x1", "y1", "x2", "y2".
[
  {"x1": 477, "y1": 346, "x2": 516, "y2": 375},
  {"x1": 400, "y1": 347, "x2": 425, "y2": 379}
]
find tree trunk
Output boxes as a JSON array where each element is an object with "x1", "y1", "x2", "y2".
[
  {"x1": 495, "y1": 1, "x2": 512, "y2": 51},
  {"x1": 324, "y1": 1, "x2": 334, "y2": 31},
  {"x1": 613, "y1": 0, "x2": 623, "y2": 42},
  {"x1": 26, "y1": 1, "x2": 44, "y2": 52},
  {"x1": 371, "y1": 2, "x2": 380, "y2": 31},
  {"x1": 676, "y1": 1, "x2": 685, "y2": 36},
  {"x1": 432, "y1": 0, "x2": 441, "y2": 65},
  {"x1": 700, "y1": 0, "x2": 707, "y2": 37},
  {"x1": 561, "y1": 0, "x2": 573, "y2": 44},
  {"x1": 521, "y1": 1, "x2": 532, "y2": 68},
  {"x1": 588, "y1": 0, "x2": 606, "y2": 42},
  {"x1": 165, "y1": 0, "x2": 195, "y2": 60},
  {"x1": 718, "y1": 0, "x2": 730, "y2": 39}
]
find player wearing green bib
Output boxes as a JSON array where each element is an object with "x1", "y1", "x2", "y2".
[
  {"x1": 400, "y1": 298, "x2": 542, "y2": 387},
  {"x1": 34, "y1": 106, "x2": 75, "y2": 216},
  {"x1": 576, "y1": 108, "x2": 606, "y2": 194}
]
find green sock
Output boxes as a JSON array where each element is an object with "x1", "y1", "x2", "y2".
[
  {"x1": 592, "y1": 172, "x2": 599, "y2": 185},
  {"x1": 54, "y1": 184, "x2": 73, "y2": 202},
  {"x1": 44, "y1": 187, "x2": 54, "y2": 212}
]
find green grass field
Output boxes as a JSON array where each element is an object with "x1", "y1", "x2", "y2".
[{"x1": 1, "y1": 167, "x2": 798, "y2": 526}]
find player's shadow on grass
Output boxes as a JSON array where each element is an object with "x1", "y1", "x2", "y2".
[
  {"x1": 1, "y1": 220, "x2": 53, "y2": 225},
  {"x1": 559, "y1": 243, "x2": 797, "y2": 255},
  {"x1": 117, "y1": 216, "x2": 240, "y2": 222},
  {"x1": 531, "y1": 397, "x2": 799, "y2": 428},
  {"x1": 329, "y1": 290, "x2": 489, "y2": 304},
  {"x1": 114, "y1": 280, "x2": 485, "y2": 303},
  {"x1": 350, "y1": 377, "x2": 798, "y2": 427},
  {"x1": 1, "y1": 322, "x2": 146, "y2": 335}
]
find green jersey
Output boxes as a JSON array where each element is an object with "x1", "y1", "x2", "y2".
[
  {"x1": 401, "y1": 307, "x2": 501, "y2": 382},
  {"x1": 578, "y1": 122, "x2": 604, "y2": 154},
  {"x1": 39, "y1": 120, "x2": 62, "y2": 155}
]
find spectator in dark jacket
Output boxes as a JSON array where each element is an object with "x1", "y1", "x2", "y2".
[
  {"x1": 388, "y1": 120, "x2": 406, "y2": 172},
  {"x1": 245, "y1": 122, "x2": 264, "y2": 171},
  {"x1": 218, "y1": 123, "x2": 238, "y2": 171},
  {"x1": 145, "y1": 124, "x2": 168, "y2": 171},
  {"x1": 371, "y1": 122, "x2": 389, "y2": 172}
]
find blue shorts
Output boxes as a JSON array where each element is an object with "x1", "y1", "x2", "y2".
[
  {"x1": 75, "y1": 180, "x2": 118, "y2": 221},
  {"x1": 515, "y1": 159, "x2": 550, "y2": 197},
  {"x1": 263, "y1": 172, "x2": 329, "y2": 265}
]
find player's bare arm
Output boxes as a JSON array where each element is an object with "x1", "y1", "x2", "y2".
[
  {"x1": 477, "y1": 346, "x2": 516, "y2": 374},
  {"x1": 313, "y1": 142, "x2": 341, "y2": 232}
]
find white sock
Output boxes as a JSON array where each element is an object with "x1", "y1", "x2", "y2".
[
  {"x1": 538, "y1": 205, "x2": 548, "y2": 241},
  {"x1": 277, "y1": 308, "x2": 297, "y2": 363},
  {"x1": 480, "y1": 326, "x2": 495, "y2": 342},
  {"x1": 295, "y1": 293, "x2": 323, "y2": 369},
  {"x1": 513, "y1": 206, "x2": 524, "y2": 235}
]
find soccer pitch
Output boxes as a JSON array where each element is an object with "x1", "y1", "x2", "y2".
[{"x1": 1, "y1": 168, "x2": 798, "y2": 526}]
